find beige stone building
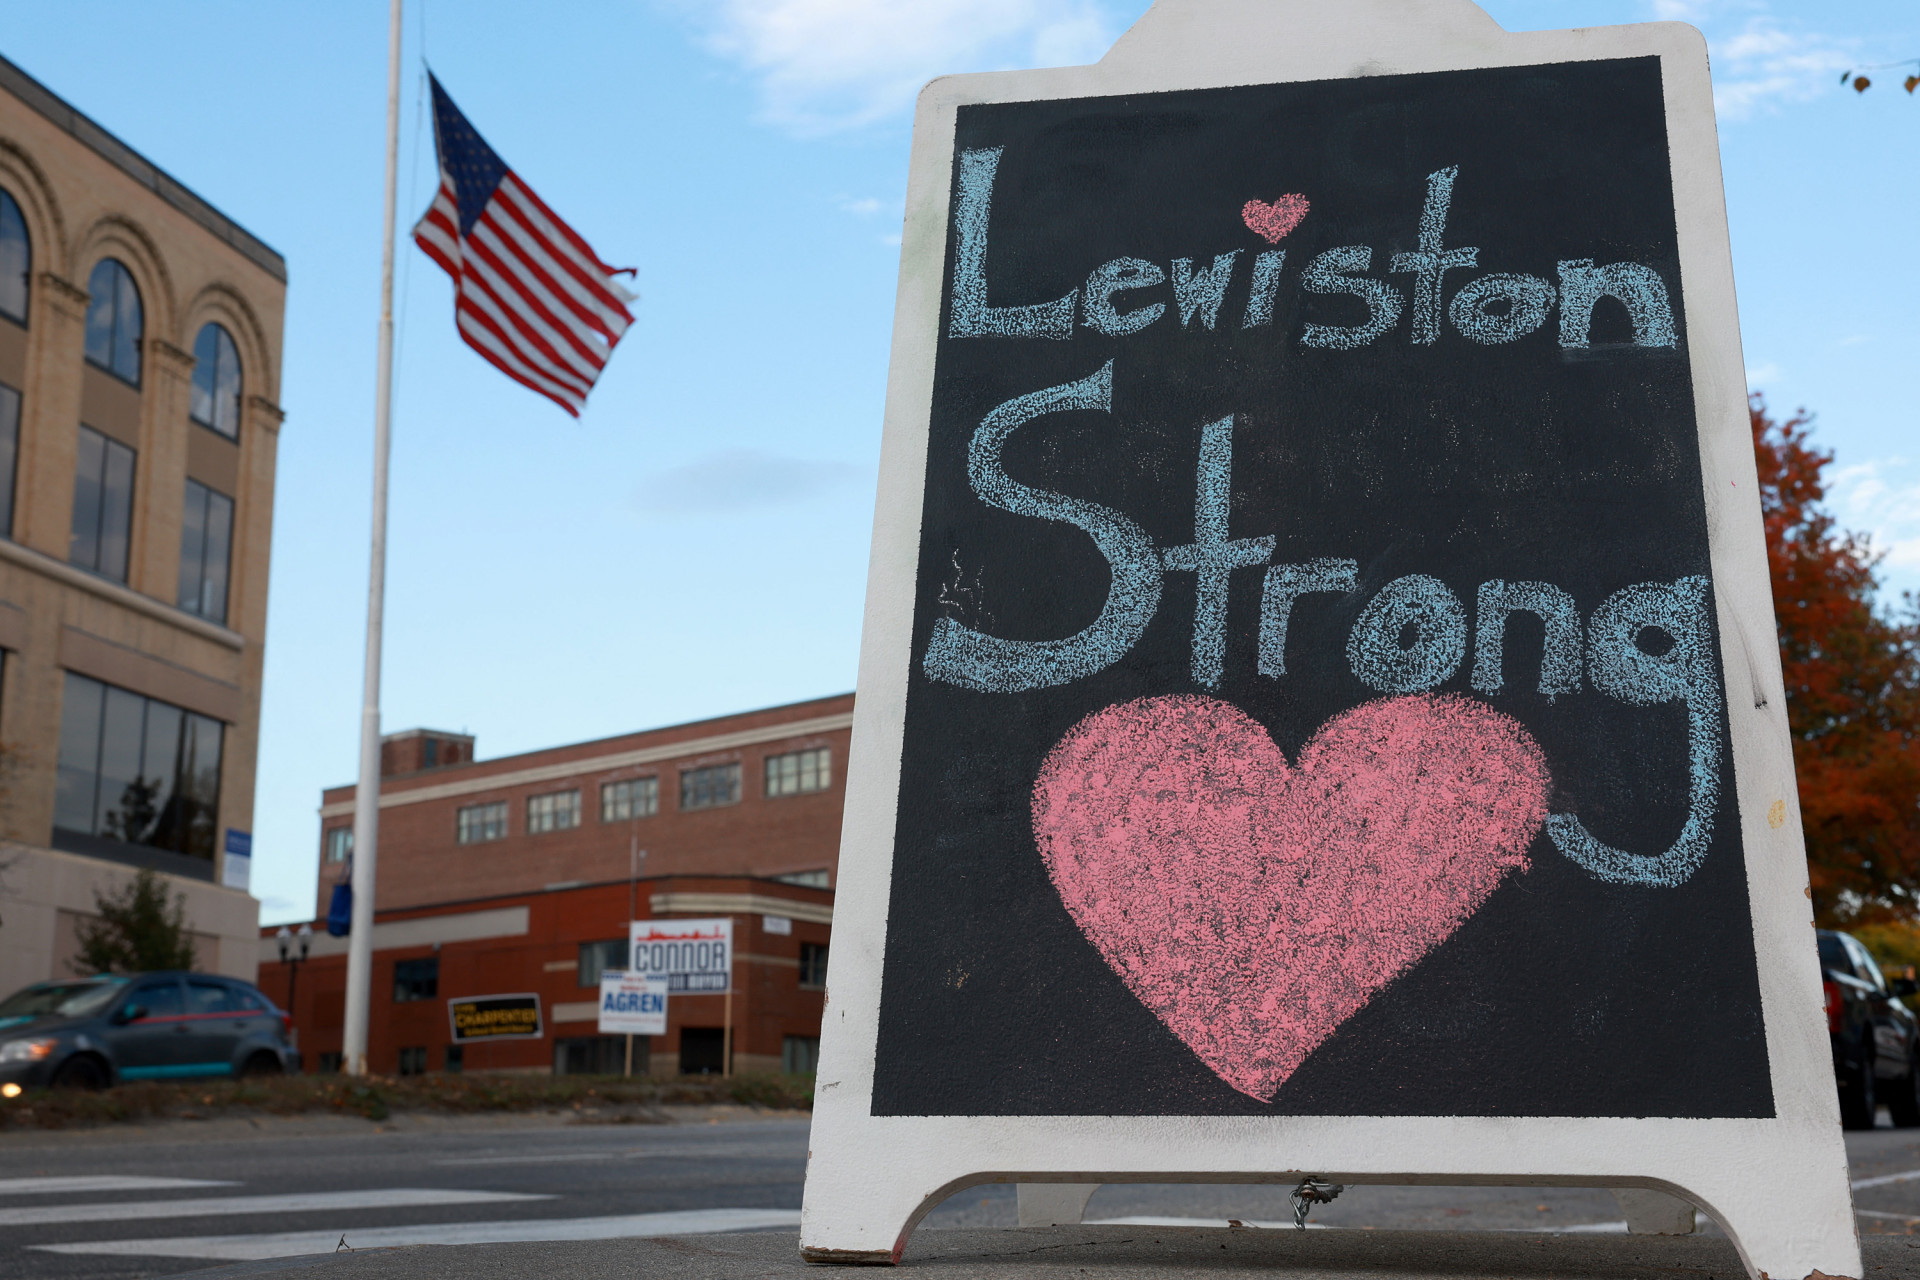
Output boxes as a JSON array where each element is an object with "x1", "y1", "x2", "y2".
[{"x1": 0, "y1": 54, "x2": 285, "y2": 995}]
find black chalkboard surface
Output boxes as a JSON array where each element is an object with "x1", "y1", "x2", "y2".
[{"x1": 870, "y1": 55, "x2": 1770, "y2": 1119}]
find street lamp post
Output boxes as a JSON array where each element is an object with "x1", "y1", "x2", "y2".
[{"x1": 276, "y1": 924, "x2": 313, "y2": 1062}]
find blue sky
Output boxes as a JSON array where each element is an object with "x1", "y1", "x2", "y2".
[{"x1": 4, "y1": 0, "x2": 1915, "y2": 924}]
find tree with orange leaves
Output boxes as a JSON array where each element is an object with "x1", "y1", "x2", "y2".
[{"x1": 1753, "y1": 395, "x2": 1920, "y2": 924}]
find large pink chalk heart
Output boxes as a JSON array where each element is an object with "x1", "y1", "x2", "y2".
[
  {"x1": 1241, "y1": 194, "x2": 1310, "y2": 243},
  {"x1": 1031, "y1": 693, "x2": 1550, "y2": 1101}
]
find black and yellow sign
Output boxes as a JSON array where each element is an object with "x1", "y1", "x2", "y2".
[{"x1": 447, "y1": 993, "x2": 543, "y2": 1043}]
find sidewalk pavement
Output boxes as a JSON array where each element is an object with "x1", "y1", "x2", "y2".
[{"x1": 180, "y1": 1224, "x2": 1920, "y2": 1279}]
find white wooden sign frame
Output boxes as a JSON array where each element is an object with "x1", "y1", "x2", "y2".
[{"x1": 801, "y1": 1, "x2": 1856, "y2": 1276}]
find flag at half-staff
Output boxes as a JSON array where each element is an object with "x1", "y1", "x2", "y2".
[{"x1": 412, "y1": 73, "x2": 634, "y2": 416}]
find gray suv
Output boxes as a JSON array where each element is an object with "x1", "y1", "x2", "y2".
[{"x1": 0, "y1": 972, "x2": 293, "y2": 1089}]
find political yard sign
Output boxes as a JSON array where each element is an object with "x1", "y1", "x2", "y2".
[
  {"x1": 799, "y1": 0, "x2": 1855, "y2": 1276},
  {"x1": 598, "y1": 972, "x2": 669, "y2": 1037},
  {"x1": 447, "y1": 994, "x2": 542, "y2": 1044},
  {"x1": 629, "y1": 919, "x2": 733, "y2": 995}
]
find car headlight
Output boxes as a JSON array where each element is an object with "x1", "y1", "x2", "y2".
[{"x1": 0, "y1": 1038, "x2": 56, "y2": 1063}]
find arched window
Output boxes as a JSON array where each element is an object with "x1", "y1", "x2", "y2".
[
  {"x1": 0, "y1": 189, "x2": 27, "y2": 325},
  {"x1": 83, "y1": 258, "x2": 141, "y2": 385},
  {"x1": 190, "y1": 323, "x2": 242, "y2": 439}
]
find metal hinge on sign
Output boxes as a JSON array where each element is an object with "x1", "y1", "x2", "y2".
[{"x1": 1291, "y1": 1176, "x2": 1344, "y2": 1230}]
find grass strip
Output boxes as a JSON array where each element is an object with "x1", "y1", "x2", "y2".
[{"x1": 0, "y1": 1071, "x2": 813, "y2": 1129}]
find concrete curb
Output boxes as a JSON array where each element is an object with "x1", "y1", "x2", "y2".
[{"x1": 176, "y1": 1225, "x2": 1920, "y2": 1279}]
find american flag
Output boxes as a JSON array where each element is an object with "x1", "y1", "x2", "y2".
[{"x1": 412, "y1": 74, "x2": 634, "y2": 417}]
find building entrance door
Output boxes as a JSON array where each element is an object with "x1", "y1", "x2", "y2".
[{"x1": 679, "y1": 1027, "x2": 725, "y2": 1075}]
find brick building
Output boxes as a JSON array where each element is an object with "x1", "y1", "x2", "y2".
[
  {"x1": 0, "y1": 54, "x2": 286, "y2": 994},
  {"x1": 258, "y1": 695, "x2": 851, "y2": 1075}
]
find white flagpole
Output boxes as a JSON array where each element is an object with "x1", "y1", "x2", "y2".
[{"x1": 343, "y1": 0, "x2": 405, "y2": 1079}]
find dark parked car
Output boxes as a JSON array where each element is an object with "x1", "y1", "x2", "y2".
[
  {"x1": 0, "y1": 972, "x2": 292, "y2": 1090},
  {"x1": 1820, "y1": 929, "x2": 1920, "y2": 1129}
]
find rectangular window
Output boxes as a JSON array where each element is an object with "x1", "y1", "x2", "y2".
[
  {"x1": 186, "y1": 979, "x2": 234, "y2": 1014},
  {"x1": 397, "y1": 1046, "x2": 428, "y2": 1076},
  {"x1": 765, "y1": 748, "x2": 832, "y2": 798},
  {"x1": 782, "y1": 1035, "x2": 821, "y2": 1075},
  {"x1": 178, "y1": 479, "x2": 234, "y2": 622},
  {"x1": 600, "y1": 776, "x2": 658, "y2": 823},
  {"x1": 54, "y1": 672, "x2": 222, "y2": 859},
  {"x1": 799, "y1": 942, "x2": 829, "y2": 989},
  {"x1": 392, "y1": 957, "x2": 438, "y2": 1003},
  {"x1": 456, "y1": 800, "x2": 507, "y2": 844},
  {"x1": 554, "y1": 1035, "x2": 634, "y2": 1076},
  {"x1": 0, "y1": 382, "x2": 19, "y2": 539},
  {"x1": 316, "y1": 1051, "x2": 343, "y2": 1074},
  {"x1": 680, "y1": 762, "x2": 741, "y2": 811},
  {"x1": 526, "y1": 789, "x2": 580, "y2": 834},
  {"x1": 324, "y1": 827, "x2": 352, "y2": 863},
  {"x1": 444, "y1": 1044, "x2": 463, "y2": 1073},
  {"x1": 578, "y1": 938, "x2": 628, "y2": 988},
  {"x1": 775, "y1": 869, "x2": 830, "y2": 889},
  {"x1": 71, "y1": 425, "x2": 135, "y2": 581}
]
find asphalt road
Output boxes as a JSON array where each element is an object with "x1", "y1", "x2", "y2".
[{"x1": 0, "y1": 1110, "x2": 1914, "y2": 1279}]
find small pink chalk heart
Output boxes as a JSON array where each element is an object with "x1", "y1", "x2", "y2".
[
  {"x1": 1241, "y1": 194, "x2": 1310, "y2": 243},
  {"x1": 1031, "y1": 693, "x2": 1550, "y2": 1101}
]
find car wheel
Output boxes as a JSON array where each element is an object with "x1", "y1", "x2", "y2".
[
  {"x1": 1841, "y1": 1056, "x2": 1879, "y2": 1129},
  {"x1": 50, "y1": 1055, "x2": 108, "y2": 1091},
  {"x1": 239, "y1": 1051, "x2": 283, "y2": 1078}
]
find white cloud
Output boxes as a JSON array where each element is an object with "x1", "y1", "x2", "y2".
[
  {"x1": 673, "y1": 0, "x2": 1124, "y2": 133},
  {"x1": 1637, "y1": 0, "x2": 1853, "y2": 119},
  {"x1": 1745, "y1": 360, "x2": 1782, "y2": 388},
  {"x1": 1698, "y1": 16, "x2": 1852, "y2": 120},
  {"x1": 633, "y1": 449, "x2": 866, "y2": 515},
  {"x1": 838, "y1": 195, "x2": 885, "y2": 216},
  {"x1": 1828, "y1": 457, "x2": 1920, "y2": 597}
]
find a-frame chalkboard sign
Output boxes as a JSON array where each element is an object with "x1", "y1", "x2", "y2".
[{"x1": 801, "y1": 0, "x2": 1856, "y2": 1275}]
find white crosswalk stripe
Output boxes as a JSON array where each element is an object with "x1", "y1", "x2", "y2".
[
  {"x1": 0, "y1": 1176, "x2": 237, "y2": 1196},
  {"x1": 436, "y1": 1141, "x2": 800, "y2": 1166},
  {"x1": 0, "y1": 1187, "x2": 546, "y2": 1227},
  {"x1": 33, "y1": 1207, "x2": 804, "y2": 1260}
]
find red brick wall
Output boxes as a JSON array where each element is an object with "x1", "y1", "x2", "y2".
[
  {"x1": 380, "y1": 731, "x2": 474, "y2": 778},
  {"x1": 259, "y1": 877, "x2": 831, "y2": 1077},
  {"x1": 316, "y1": 695, "x2": 853, "y2": 913}
]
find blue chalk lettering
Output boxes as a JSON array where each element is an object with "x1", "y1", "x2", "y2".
[
  {"x1": 1556, "y1": 258, "x2": 1677, "y2": 348},
  {"x1": 947, "y1": 147, "x2": 1077, "y2": 340},
  {"x1": 1547, "y1": 575, "x2": 1722, "y2": 887},
  {"x1": 1347, "y1": 574, "x2": 1468, "y2": 692},
  {"x1": 1241, "y1": 249, "x2": 1286, "y2": 328},
  {"x1": 1161, "y1": 415, "x2": 1275, "y2": 688},
  {"x1": 1300, "y1": 247, "x2": 1404, "y2": 349},
  {"x1": 1389, "y1": 166, "x2": 1479, "y2": 345},
  {"x1": 1449, "y1": 273, "x2": 1556, "y2": 344},
  {"x1": 1084, "y1": 257, "x2": 1167, "y2": 336},
  {"x1": 922, "y1": 361, "x2": 1164, "y2": 692},
  {"x1": 1171, "y1": 252, "x2": 1239, "y2": 330},
  {"x1": 1258, "y1": 559, "x2": 1358, "y2": 678},
  {"x1": 1472, "y1": 579, "x2": 1582, "y2": 698}
]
